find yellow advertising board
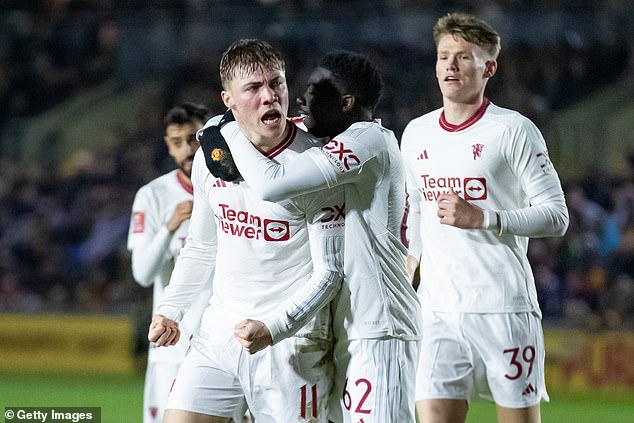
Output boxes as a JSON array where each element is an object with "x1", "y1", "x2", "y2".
[
  {"x1": 1, "y1": 314, "x2": 633, "y2": 388},
  {"x1": 0, "y1": 314, "x2": 134, "y2": 375},
  {"x1": 544, "y1": 328, "x2": 634, "y2": 392}
]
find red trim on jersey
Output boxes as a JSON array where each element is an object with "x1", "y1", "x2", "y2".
[
  {"x1": 439, "y1": 97, "x2": 490, "y2": 132},
  {"x1": 266, "y1": 120, "x2": 297, "y2": 159},
  {"x1": 289, "y1": 116, "x2": 304, "y2": 125},
  {"x1": 176, "y1": 170, "x2": 194, "y2": 194},
  {"x1": 401, "y1": 191, "x2": 410, "y2": 248}
]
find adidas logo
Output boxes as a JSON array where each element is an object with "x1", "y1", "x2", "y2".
[
  {"x1": 417, "y1": 150, "x2": 429, "y2": 160},
  {"x1": 212, "y1": 179, "x2": 228, "y2": 188},
  {"x1": 522, "y1": 383, "x2": 535, "y2": 396}
]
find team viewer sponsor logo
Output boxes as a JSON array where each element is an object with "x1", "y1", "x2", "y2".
[
  {"x1": 418, "y1": 174, "x2": 488, "y2": 201},
  {"x1": 216, "y1": 203, "x2": 290, "y2": 241},
  {"x1": 263, "y1": 220, "x2": 290, "y2": 241},
  {"x1": 463, "y1": 177, "x2": 487, "y2": 200}
]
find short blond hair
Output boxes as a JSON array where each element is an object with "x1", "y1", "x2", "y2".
[
  {"x1": 433, "y1": 12, "x2": 501, "y2": 59},
  {"x1": 219, "y1": 39, "x2": 286, "y2": 89}
]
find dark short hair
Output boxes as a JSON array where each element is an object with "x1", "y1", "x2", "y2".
[
  {"x1": 319, "y1": 51, "x2": 384, "y2": 110},
  {"x1": 163, "y1": 102, "x2": 209, "y2": 130}
]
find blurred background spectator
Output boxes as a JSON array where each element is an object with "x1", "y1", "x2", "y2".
[{"x1": 1, "y1": 0, "x2": 633, "y2": 334}]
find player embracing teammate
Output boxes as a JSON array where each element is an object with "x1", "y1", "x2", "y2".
[
  {"x1": 222, "y1": 49, "x2": 422, "y2": 423},
  {"x1": 145, "y1": 11, "x2": 568, "y2": 423}
]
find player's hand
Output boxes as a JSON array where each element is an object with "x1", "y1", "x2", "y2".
[
  {"x1": 437, "y1": 189, "x2": 484, "y2": 229},
  {"x1": 166, "y1": 200, "x2": 193, "y2": 232},
  {"x1": 233, "y1": 319, "x2": 273, "y2": 355},
  {"x1": 148, "y1": 314, "x2": 181, "y2": 347},
  {"x1": 405, "y1": 254, "x2": 421, "y2": 290}
]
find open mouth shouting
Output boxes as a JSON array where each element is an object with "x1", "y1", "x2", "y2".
[{"x1": 262, "y1": 110, "x2": 283, "y2": 126}]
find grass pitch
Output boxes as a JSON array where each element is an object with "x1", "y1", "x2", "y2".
[
  {"x1": 467, "y1": 392, "x2": 634, "y2": 422},
  {"x1": 1, "y1": 373, "x2": 632, "y2": 422},
  {"x1": 0, "y1": 373, "x2": 143, "y2": 423}
]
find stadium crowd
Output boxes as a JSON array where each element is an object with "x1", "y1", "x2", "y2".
[
  {"x1": 2, "y1": 0, "x2": 632, "y2": 134},
  {"x1": 0, "y1": 0, "x2": 633, "y2": 334}
]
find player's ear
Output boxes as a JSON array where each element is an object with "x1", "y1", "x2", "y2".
[
  {"x1": 484, "y1": 60, "x2": 497, "y2": 78},
  {"x1": 221, "y1": 91, "x2": 232, "y2": 108},
  {"x1": 341, "y1": 95, "x2": 355, "y2": 112},
  {"x1": 163, "y1": 125, "x2": 173, "y2": 148}
]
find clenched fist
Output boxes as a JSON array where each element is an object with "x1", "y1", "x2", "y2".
[
  {"x1": 437, "y1": 189, "x2": 484, "y2": 229},
  {"x1": 233, "y1": 319, "x2": 273, "y2": 354},
  {"x1": 148, "y1": 314, "x2": 181, "y2": 347}
]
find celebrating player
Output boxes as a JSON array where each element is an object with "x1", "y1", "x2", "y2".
[
  {"x1": 127, "y1": 103, "x2": 211, "y2": 423},
  {"x1": 148, "y1": 39, "x2": 345, "y2": 423},
  {"x1": 220, "y1": 50, "x2": 422, "y2": 423},
  {"x1": 400, "y1": 12, "x2": 569, "y2": 423}
]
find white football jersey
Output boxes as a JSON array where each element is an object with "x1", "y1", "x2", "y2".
[
  {"x1": 127, "y1": 169, "x2": 212, "y2": 363},
  {"x1": 159, "y1": 121, "x2": 345, "y2": 342},
  {"x1": 401, "y1": 100, "x2": 568, "y2": 314},
  {"x1": 309, "y1": 122, "x2": 421, "y2": 340},
  {"x1": 222, "y1": 120, "x2": 422, "y2": 341}
]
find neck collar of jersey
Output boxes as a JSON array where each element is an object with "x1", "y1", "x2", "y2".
[
  {"x1": 176, "y1": 169, "x2": 193, "y2": 195},
  {"x1": 439, "y1": 97, "x2": 490, "y2": 132},
  {"x1": 266, "y1": 119, "x2": 297, "y2": 159}
]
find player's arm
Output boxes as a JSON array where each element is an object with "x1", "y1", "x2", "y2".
[
  {"x1": 436, "y1": 121, "x2": 569, "y2": 237},
  {"x1": 127, "y1": 188, "x2": 189, "y2": 287},
  {"x1": 149, "y1": 150, "x2": 217, "y2": 346},
  {"x1": 222, "y1": 120, "x2": 330, "y2": 200},
  {"x1": 497, "y1": 120, "x2": 569, "y2": 237},
  {"x1": 401, "y1": 135, "x2": 423, "y2": 286},
  {"x1": 222, "y1": 121, "x2": 377, "y2": 201},
  {"x1": 234, "y1": 190, "x2": 345, "y2": 354},
  {"x1": 404, "y1": 188, "x2": 422, "y2": 276}
]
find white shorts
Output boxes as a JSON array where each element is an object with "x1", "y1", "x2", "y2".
[
  {"x1": 143, "y1": 361, "x2": 180, "y2": 423},
  {"x1": 331, "y1": 338, "x2": 419, "y2": 423},
  {"x1": 167, "y1": 324, "x2": 333, "y2": 423},
  {"x1": 416, "y1": 310, "x2": 549, "y2": 408}
]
